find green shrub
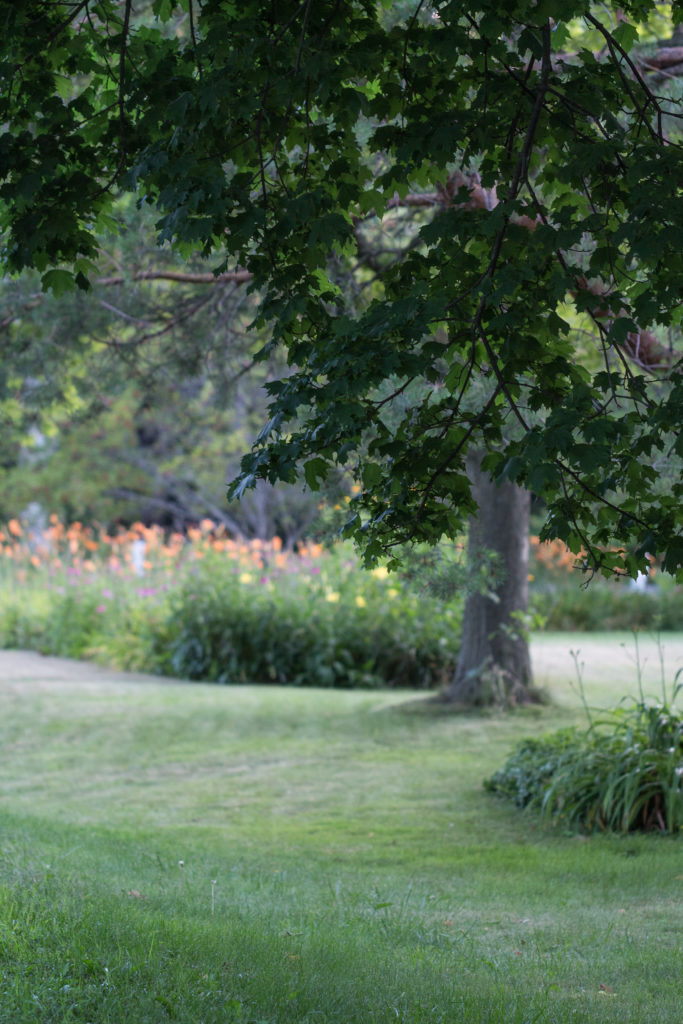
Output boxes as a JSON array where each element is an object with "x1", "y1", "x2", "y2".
[
  {"x1": 0, "y1": 587, "x2": 108, "y2": 657},
  {"x1": 0, "y1": 546, "x2": 461, "y2": 688},
  {"x1": 150, "y1": 553, "x2": 460, "y2": 688},
  {"x1": 0, "y1": 599, "x2": 50, "y2": 651},
  {"x1": 0, "y1": 578, "x2": 144, "y2": 662},
  {"x1": 531, "y1": 582, "x2": 683, "y2": 631},
  {"x1": 486, "y1": 679, "x2": 683, "y2": 833},
  {"x1": 483, "y1": 729, "x2": 581, "y2": 809}
]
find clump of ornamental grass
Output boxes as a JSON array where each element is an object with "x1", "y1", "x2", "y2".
[{"x1": 485, "y1": 651, "x2": 683, "y2": 834}]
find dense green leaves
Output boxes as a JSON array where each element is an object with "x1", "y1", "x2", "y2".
[{"x1": 1, "y1": 1, "x2": 681, "y2": 576}]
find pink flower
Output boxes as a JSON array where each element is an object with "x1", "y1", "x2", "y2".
[{"x1": 96, "y1": 604, "x2": 107, "y2": 614}]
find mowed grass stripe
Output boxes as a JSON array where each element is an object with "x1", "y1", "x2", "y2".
[{"x1": 0, "y1": 635, "x2": 681, "y2": 1023}]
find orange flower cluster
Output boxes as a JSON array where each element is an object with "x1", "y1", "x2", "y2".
[
  {"x1": 529, "y1": 535, "x2": 651, "y2": 579},
  {"x1": 529, "y1": 535, "x2": 584, "y2": 574},
  {"x1": 0, "y1": 515, "x2": 317, "y2": 578}
]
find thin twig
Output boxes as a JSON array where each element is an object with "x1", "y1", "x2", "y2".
[
  {"x1": 415, "y1": 381, "x2": 503, "y2": 521},
  {"x1": 118, "y1": 0, "x2": 132, "y2": 166},
  {"x1": 585, "y1": 12, "x2": 664, "y2": 142},
  {"x1": 555, "y1": 458, "x2": 653, "y2": 531},
  {"x1": 294, "y1": 0, "x2": 312, "y2": 75},
  {"x1": 402, "y1": 0, "x2": 427, "y2": 83},
  {"x1": 188, "y1": 0, "x2": 203, "y2": 78}
]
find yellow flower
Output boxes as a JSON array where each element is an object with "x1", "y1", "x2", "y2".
[
  {"x1": 325, "y1": 591, "x2": 340, "y2": 603},
  {"x1": 355, "y1": 595, "x2": 366, "y2": 608},
  {"x1": 387, "y1": 588, "x2": 398, "y2": 599},
  {"x1": 370, "y1": 565, "x2": 388, "y2": 579},
  {"x1": 239, "y1": 572, "x2": 253, "y2": 584}
]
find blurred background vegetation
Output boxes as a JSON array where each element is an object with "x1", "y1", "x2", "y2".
[{"x1": 2, "y1": 200, "x2": 680, "y2": 688}]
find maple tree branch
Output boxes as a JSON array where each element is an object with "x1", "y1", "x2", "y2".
[
  {"x1": 585, "y1": 12, "x2": 665, "y2": 140},
  {"x1": 414, "y1": 381, "x2": 503, "y2": 525},
  {"x1": 556, "y1": 458, "x2": 653, "y2": 533},
  {"x1": 94, "y1": 269, "x2": 253, "y2": 287},
  {"x1": 639, "y1": 45, "x2": 683, "y2": 69},
  {"x1": 1, "y1": 270, "x2": 252, "y2": 335},
  {"x1": 46, "y1": 1, "x2": 89, "y2": 43},
  {"x1": 119, "y1": 0, "x2": 132, "y2": 161}
]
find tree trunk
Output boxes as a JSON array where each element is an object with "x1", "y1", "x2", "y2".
[{"x1": 444, "y1": 453, "x2": 535, "y2": 706}]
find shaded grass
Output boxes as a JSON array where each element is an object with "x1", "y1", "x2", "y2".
[{"x1": 1, "y1": 634, "x2": 682, "y2": 1023}]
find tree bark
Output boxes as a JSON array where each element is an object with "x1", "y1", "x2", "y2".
[{"x1": 443, "y1": 453, "x2": 535, "y2": 706}]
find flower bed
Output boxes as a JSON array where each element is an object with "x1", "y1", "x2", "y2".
[{"x1": 0, "y1": 517, "x2": 461, "y2": 688}]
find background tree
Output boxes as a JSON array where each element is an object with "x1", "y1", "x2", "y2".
[
  {"x1": 1, "y1": 1, "x2": 682, "y2": 703},
  {"x1": 0, "y1": 207, "x2": 330, "y2": 542}
]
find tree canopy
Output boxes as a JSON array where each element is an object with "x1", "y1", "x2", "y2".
[{"x1": 1, "y1": 0, "x2": 682, "y2": 577}]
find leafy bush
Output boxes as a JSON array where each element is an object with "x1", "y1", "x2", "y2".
[
  {"x1": 0, "y1": 600, "x2": 50, "y2": 652},
  {"x1": 532, "y1": 583, "x2": 683, "y2": 631},
  {"x1": 0, "y1": 539, "x2": 461, "y2": 688},
  {"x1": 486, "y1": 679, "x2": 683, "y2": 833},
  {"x1": 148, "y1": 551, "x2": 460, "y2": 688}
]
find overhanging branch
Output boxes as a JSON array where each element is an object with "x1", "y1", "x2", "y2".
[{"x1": 95, "y1": 269, "x2": 253, "y2": 287}]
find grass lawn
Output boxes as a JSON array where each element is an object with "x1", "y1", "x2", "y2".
[{"x1": 0, "y1": 632, "x2": 681, "y2": 1024}]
